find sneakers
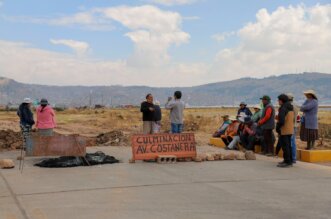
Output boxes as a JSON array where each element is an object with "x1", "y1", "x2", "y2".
[{"x1": 277, "y1": 162, "x2": 293, "y2": 168}]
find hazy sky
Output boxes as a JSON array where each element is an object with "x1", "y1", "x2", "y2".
[{"x1": 0, "y1": 0, "x2": 330, "y2": 87}]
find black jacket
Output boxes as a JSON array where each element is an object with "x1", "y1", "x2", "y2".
[
  {"x1": 17, "y1": 104, "x2": 35, "y2": 126},
  {"x1": 154, "y1": 105, "x2": 162, "y2": 121},
  {"x1": 140, "y1": 101, "x2": 155, "y2": 121}
]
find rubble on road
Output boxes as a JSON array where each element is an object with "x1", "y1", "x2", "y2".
[
  {"x1": 95, "y1": 131, "x2": 129, "y2": 146},
  {"x1": 0, "y1": 129, "x2": 23, "y2": 150},
  {"x1": 245, "y1": 151, "x2": 257, "y2": 160}
]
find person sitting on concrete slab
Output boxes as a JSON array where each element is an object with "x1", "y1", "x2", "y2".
[
  {"x1": 212, "y1": 115, "x2": 231, "y2": 137},
  {"x1": 240, "y1": 117, "x2": 258, "y2": 151},
  {"x1": 221, "y1": 116, "x2": 240, "y2": 147},
  {"x1": 226, "y1": 117, "x2": 246, "y2": 150}
]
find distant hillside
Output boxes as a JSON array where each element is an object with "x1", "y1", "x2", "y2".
[{"x1": 0, "y1": 73, "x2": 330, "y2": 106}]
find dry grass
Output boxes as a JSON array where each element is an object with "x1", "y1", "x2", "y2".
[{"x1": 1, "y1": 107, "x2": 330, "y2": 146}]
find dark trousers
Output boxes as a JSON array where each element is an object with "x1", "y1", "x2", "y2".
[
  {"x1": 221, "y1": 136, "x2": 233, "y2": 146},
  {"x1": 262, "y1": 129, "x2": 274, "y2": 154},
  {"x1": 240, "y1": 134, "x2": 256, "y2": 151},
  {"x1": 279, "y1": 135, "x2": 292, "y2": 164}
]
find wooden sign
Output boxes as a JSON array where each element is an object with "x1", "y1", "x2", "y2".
[
  {"x1": 27, "y1": 135, "x2": 86, "y2": 157},
  {"x1": 131, "y1": 133, "x2": 196, "y2": 161}
]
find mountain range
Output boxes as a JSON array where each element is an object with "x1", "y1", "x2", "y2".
[{"x1": 0, "y1": 72, "x2": 330, "y2": 107}]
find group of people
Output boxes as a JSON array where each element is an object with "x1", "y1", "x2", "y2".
[
  {"x1": 213, "y1": 90, "x2": 319, "y2": 168},
  {"x1": 17, "y1": 89, "x2": 319, "y2": 168},
  {"x1": 140, "y1": 91, "x2": 185, "y2": 134},
  {"x1": 17, "y1": 98, "x2": 56, "y2": 153}
]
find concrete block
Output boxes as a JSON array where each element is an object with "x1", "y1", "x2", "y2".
[
  {"x1": 209, "y1": 138, "x2": 226, "y2": 148},
  {"x1": 157, "y1": 155, "x2": 177, "y2": 164},
  {"x1": 300, "y1": 150, "x2": 331, "y2": 163}
]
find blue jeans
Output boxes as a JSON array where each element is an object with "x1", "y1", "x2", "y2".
[
  {"x1": 171, "y1": 123, "x2": 183, "y2": 134},
  {"x1": 291, "y1": 127, "x2": 297, "y2": 162}
]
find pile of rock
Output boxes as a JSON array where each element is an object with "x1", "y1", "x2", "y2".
[
  {"x1": 0, "y1": 130, "x2": 23, "y2": 150},
  {"x1": 184, "y1": 121, "x2": 199, "y2": 132},
  {"x1": 96, "y1": 131, "x2": 129, "y2": 146},
  {"x1": 193, "y1": 151, "x2": 256, "y2": 162}
]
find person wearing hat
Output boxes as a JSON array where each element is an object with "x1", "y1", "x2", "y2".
[
  {"x1": 221, "y1": 116, "x2": 240, "y2": 147},
  {"x1": 237, "y1": 102, "x2": 252, "y2": 118},
  {"x1": 258, "y1": 95, "x2": 276, "y2": 156},
  {"x1": 17, "y1": 98, "x2": 35, "y2": 154},
  {"x1": 276, "y1": 94, "x2": 294, "y2": 167},
  {"x1": 240, "y1": 117, "x2": 258, "y2": 151},
  {"x1": 287, "y1": 93, "x2": 299, "y2": 163},
  {"x1": 300, "y1": 90, "x2": 319, "y2": 150},
  {"x1": 36, "y1": 98, "x2": 56, "y2": 136},
  {"x1": 252, "y1": 104, "x2": 262, "y2": 123},
  {"x1": 213, "y1": 115, "x2": 231, "y2": 137}
]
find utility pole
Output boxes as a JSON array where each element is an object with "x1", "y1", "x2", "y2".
[{"x1": 89, "y1": 89, "x2": 93, "y2": 108}]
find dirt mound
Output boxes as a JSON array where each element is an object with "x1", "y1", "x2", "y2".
[
  {"x1": 0, "y1": 130, "x2": 22, "y2": 150},
  {"x1": 96, "y1": 131, "x2": 129, "y2": 146}
]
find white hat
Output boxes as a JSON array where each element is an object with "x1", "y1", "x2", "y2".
[
  {"x1": 287, "y1": 93, "x2": 294, "y2": 100},
  {"x1": 253, "y1": 104, "x2": 261, "y2": 110},
  {"x1": 23, "y1": 98, "x2": 32, "y2": 103},
  {"x1": 229, "y1": 116, "x2": 237, "y2": 121},
  {"x1": 303, "y1": 90, "x2": 318, "y2": 99}
]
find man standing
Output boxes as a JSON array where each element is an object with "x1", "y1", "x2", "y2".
[
  {"x1": 287, "y1": 93, "x2": 299, "y2": 163},
  {"x1": 276, "y1": 94, "x2": 294, "y2": 168},
  {"x1": 165, "y1": 91, "x2": 185, "y2": 133},
  {"x1": 258, "y1": 95, "x2": 275, "y2": 156},
  {"x1": 140, "y1": 94, "x2": 155, "y2": 134}
]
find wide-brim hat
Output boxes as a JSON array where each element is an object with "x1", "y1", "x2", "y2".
[
  {"x1": 286, "y1": 93, "x2": 294, "y2": 100},
  {"x1": 222, "y1": 115, "x2": 230, "y2": 119},
  {"x1": 253, "y1": 104, "x2": 261, "y2": 110},
  {"x1": 23, "y1": 98, "x2": 32, "y2": 104},
  {"x1": 229, "y1": 116, "x2": 237, "y2": 121},
  {"x1": 239, "y1": 102, "x2": 247, "y2": 106},
  {"x1": 303, "y1": 90, "x2": 318, "y2": 99}
]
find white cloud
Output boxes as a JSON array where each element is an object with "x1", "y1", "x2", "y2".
[
  {"x1": 212, "y1": 31, "x2": 236, "y2": 42},
  {"x1": 0, "y1": 40, "x2": 209, "y2": 87},
  {"x1": 50, "y1": 39, "x2": 90, "y2": 56},
  {"x1": 94, "y1": 5, "x2": 190, "y2": 66},
  {"x1": 211, "y1": 4, "x2": 331, "y2": 81},
  {"x1": 146, "y1": 0, "x2": 197, "y2": 6}
]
